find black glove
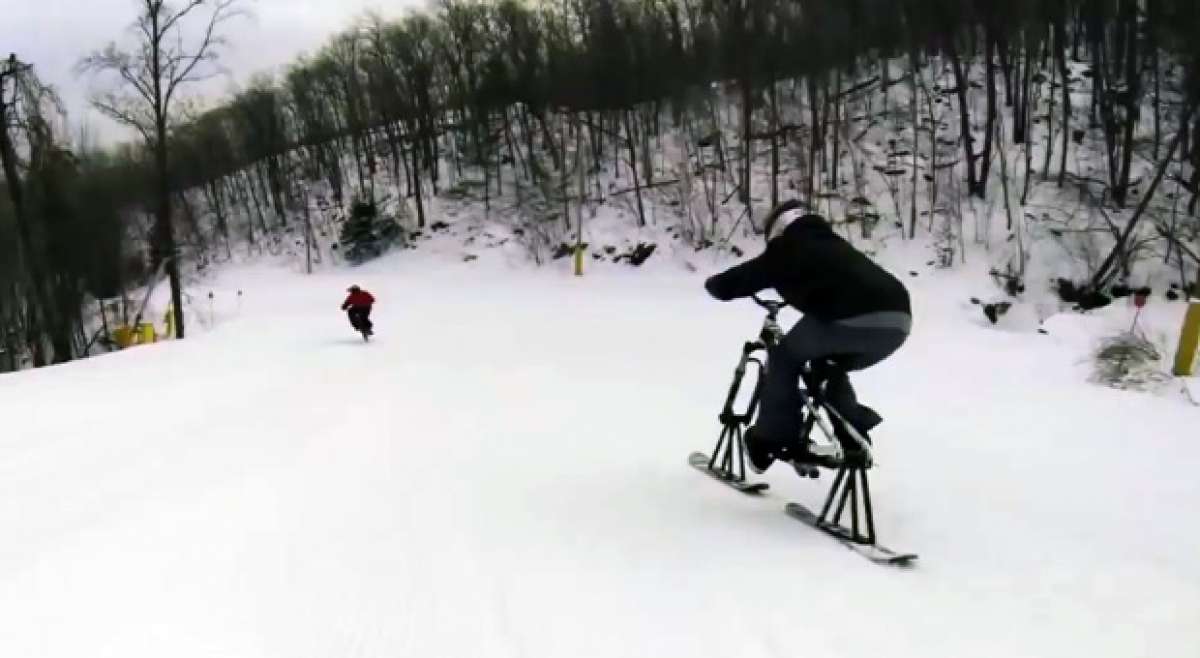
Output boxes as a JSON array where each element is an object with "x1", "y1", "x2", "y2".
[{"x1": 704, "y1": 275, "x2": 726, "y2": 300}]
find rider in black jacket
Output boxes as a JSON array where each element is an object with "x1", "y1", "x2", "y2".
[{"x1": 705, "y1": 201, "x2": 912, "y2": 472}]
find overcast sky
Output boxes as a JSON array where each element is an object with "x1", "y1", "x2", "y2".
[{"x1": 5, "y1": 0, "x2": 424, "y2": 145}]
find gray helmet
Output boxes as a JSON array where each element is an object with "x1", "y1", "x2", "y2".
[{"x1": 762, "y1": 199, "x2": 806, "y2": 243}]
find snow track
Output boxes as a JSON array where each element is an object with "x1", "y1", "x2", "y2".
[{"x1": 1, "y1": 255, "x2": 1197, "y2": 658}]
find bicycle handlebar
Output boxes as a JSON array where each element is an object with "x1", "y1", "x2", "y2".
[{"x1": 751, "y1": 294, "x2": 787, "y2": 313}]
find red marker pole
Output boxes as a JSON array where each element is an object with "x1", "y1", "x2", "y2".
[{"x1": 1131, "y1": 289, "x2": 1148, "y2": 333}]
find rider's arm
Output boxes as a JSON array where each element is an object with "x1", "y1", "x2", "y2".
[{"x1": 704, "y1": 252, "x2": 772, "y2": 301}]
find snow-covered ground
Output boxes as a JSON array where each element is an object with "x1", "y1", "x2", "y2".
[{"x1": 1, "y1": 242, "x2": 1198, "y2": 658}]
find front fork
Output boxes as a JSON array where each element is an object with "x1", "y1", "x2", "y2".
[
  {"x1": 706, "y1": 313, "x2": 782, "y2": 481},
  {"x1": 718, "y1": 312, "x2": 782, "y2": 428},
  {"x1": 706, "y1": 341, "x2": 766, "y2": 482}
]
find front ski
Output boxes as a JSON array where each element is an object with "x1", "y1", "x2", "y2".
[
  {"x1": 785, "y1": 502, "x2": 917, "y2": 566},
  {"x1": 689, "y1": 452, "x2": 769, "y2": 494}
]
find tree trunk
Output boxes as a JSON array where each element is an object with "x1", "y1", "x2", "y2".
[
  {"x1": 205, "y1": 180, "x2": 229, "y2": 241},
  {"x1": 807, "y1": 75, "x2": 821, "y2": 201},
  {"x1": 255, "y1": 165, "x2": 275, "y2": 227},
  {"x1": 1182, "y1": 108, "x2": 1193, "y2": 165},
  {"x1": 1022, "y1": 53, "x2": 1037, "y2": 206},
  {"x1": 998, "y1": 33, "x2": 1015, "y2": 108},
  {"x1": 821, "y1": 74, "x2": 832, "y2": 180},
  {"x1": 560, "y1": 115, "x2": 572, "y2": 232},
  {"x1": 384, "y1": 121, "x2": 403, "y2": 190},
  {"x1": 909, "y1": 44, "x2": 920, "y2": 239},
  {"x1": 266, "y1": 155, "x2": 287, "y2": 226},
  {"x1": 410, "y1": 132, "x2": 426, "y2": 229},
  {"x1": 979, "y1": 27, "x2": 999, "y2": 199},
  {"x1": 1092, "y1": 104, "x2": 1195, "y2": 290},
  {"x1": 947, "y1": 37, "x2": 980, "y2": 198},
  {"x1": 740, "y1": 69, "x2": 753, "y2": 210},
  {"x1": 1044, "y1": 45, "x2": 1057, "y2": 180},
  {"x1": 425, "y1": 115, "x2": 439, "y2": 196},
  {"x1": 880, "y1": 56, "x2": 890, "y2": 118},
  {"x1": 350, "y1": 129, "x2": 367, "y2": 196},
  {"x1": 482, "y1": 124, "x2": 491, "y2": 215},
  {"x1": 401, "y1": 129, "x2": 414, "y2": 198},
  {"x1": 1014, "y1": 32, "x2": 1033, "y2": 144},
  {"x1": 623, "y1": 109, "x2": 647, "y2": 227},
  {"x1": 1113, "y1": 3, "x2": 1140, "y2": 208},
  {"x1": 923, "y1": 72, "x2": 939, "y2": 232},
  {"x1": 495, "y1": 114, "x2": 505, "y2": 200},
  {"x1": 1188, "y1": 114, "x2": 1200, "y2": 215},
  {"x1": 641, "y1": 107, "x2": 654, "y2": 189},
  {"x1": 1056, "y1": 16, "x2": 1071, "y2": 188},
  {"x1": 245, "y1": 169, "x2": 269, "y2": 235},
  {"x1": 176, "y1": 191, "x2": 205, "y2": 251},
  {"x1": 148, "y1": 9, "x2": 185, "y2": 341},
  {"x1": 0, "y1": 90, "x2": 51, "y2": 360},
  {"x1": 1071, "y1": 6, "x2": 1082, "y2": 61},
  {"x1": 1095, "y1": 47, "x2": 1121, "y2": 197},
  {"x1": 325, "y1": 143, "x2": 344, "y2": 207},
  {"x1": 998, "y1": 120, "x2": 1014, "y2": 232},
  {"x1": 502, "y1": 107, "x2": 525, "y2": 182},
  {"x1": 769, "y1": 81, "x2": 780, "y2": 209},
  {"x1": 1151, "y1": 0, "x2": 1162, "y2": 161},
  {"x1": 585, "y1": 110, "x2": 601, "y2": 172},
  {"x1": 831, "y1": 69, "x2": 842, "y2": 188},
  {"x1": 24, "y1": 293, "x2": 45, "y2": 367}
]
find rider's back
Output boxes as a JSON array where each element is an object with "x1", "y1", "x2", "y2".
[{"x1": 706, "y1": 214, "x2": 910, "y2": 322}]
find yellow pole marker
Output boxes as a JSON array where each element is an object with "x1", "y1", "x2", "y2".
[
  {"x1": 1174, "y1": 301, "x2": 1200, "y2": 376},
  {"x1": 113, "y1": 326, "x2": 133, "y2": 348}
]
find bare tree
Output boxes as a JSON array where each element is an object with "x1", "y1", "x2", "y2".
[
  {"x1": 79, "y1": 0, "x2": 242, "y2": 340},
  {"x1": 0, "y1": 55, "x2": 65, "y2": 364}
]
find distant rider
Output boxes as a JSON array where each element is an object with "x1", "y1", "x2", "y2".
[{"x1": 341, "y1": 285, "x2": 375, "y2": 336}]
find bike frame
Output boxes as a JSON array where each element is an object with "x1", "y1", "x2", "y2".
[
  {"x1": 710, "y1": 295, "x2": 876, "y2": 470},
  {"x1": 705, "y1": 296, "x2": 883, "y2": 546},
  {"x1": 703, "y1": 298, "x2": 782, "y2": 481}
]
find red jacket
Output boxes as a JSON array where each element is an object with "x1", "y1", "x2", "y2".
[{"x1": 342, "y1": 289, "x2": 375, "y2": 310}]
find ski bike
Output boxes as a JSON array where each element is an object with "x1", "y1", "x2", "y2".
[
  {"x1": 347, "y1": 309, "x2": 373, "y2": 342},
  {"x1": 689, "y1": 295, "x2": 917, "y2": 566}
]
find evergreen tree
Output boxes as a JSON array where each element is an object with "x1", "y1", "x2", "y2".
[{"x1": 338, "y1": 199, "x2": 402, "y2": 265}]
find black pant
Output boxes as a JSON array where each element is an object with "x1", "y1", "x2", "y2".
[
  {"x1": 757, "y1": 312, "x2": 910, "y2": 443},
  {"x1": 347, "y1": 306, "x2": 373, "y2": 333}
]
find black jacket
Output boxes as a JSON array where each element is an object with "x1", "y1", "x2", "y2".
[{"x1": 705, "y1": 215, "x2": 910, "y2": 321}]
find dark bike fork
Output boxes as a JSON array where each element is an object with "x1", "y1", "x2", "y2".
[
  {"x1": 708, "y1": 296, "x2": 786, "y2": 483},
  {"x1": 706, "y1": 340, "x2": 768, "y2": 483}
]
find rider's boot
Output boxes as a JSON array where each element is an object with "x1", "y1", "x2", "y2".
[
  {"x1": 779, "y1": 407, "x2": 881, "y2": 471},
  {"x1": 836, "y1": 403, "x2": 881, "y2": 466},
  {"x1": 787, "y1": 440, "x2": 844, "y2": 470},
  {"x1": 791, "y1": 416, "x2": 876, "y2": 469},
  {"x1": 744, "y1": 426, "x2": 799, "y2": 474},
  {"x1": 833, "y1": 420, "x2": 873, "y2": 468}
]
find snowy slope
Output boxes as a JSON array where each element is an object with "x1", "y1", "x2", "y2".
[{"x1": 1, "y1": 246, "x2": 1198, "y2": 658}]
